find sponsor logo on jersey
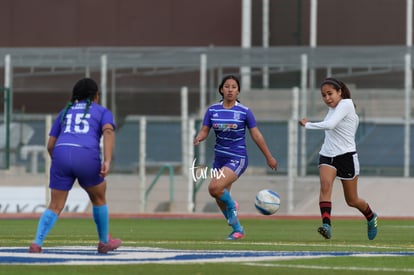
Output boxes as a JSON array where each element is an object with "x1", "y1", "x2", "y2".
[{"x1": 213, "y1": 123, "x2": 238, "y2": 130}]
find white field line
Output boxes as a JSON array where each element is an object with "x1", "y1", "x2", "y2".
[
  {"x1": 245, "y1": 262, "x2": 414, "y2": 273},
  {"x1": 121, "y1": 240, "x2": 414, "y2": 251},
  {"x1": 6, "y1": 239, "x2": 414, "y2": 251}
]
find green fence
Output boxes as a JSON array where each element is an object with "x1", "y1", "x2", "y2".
[{"x1": 0, "y1": 87, "x2": 11, "y2": 169}]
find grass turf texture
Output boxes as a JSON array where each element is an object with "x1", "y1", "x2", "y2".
[{"x1": 0, "y1": 217, "x2": 413, "y2": 274}]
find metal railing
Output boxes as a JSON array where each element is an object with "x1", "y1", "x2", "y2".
[{"x1": 144, "y1": 163, "x2": 175, "y2": 211}]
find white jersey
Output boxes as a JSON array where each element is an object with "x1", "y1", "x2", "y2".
[{"x1": 305, "y1": 99, "x2": 358, "y2": 157}]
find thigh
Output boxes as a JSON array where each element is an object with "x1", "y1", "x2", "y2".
[
  {"x1": 319, "y1": 164, "x2": 336, "y2": 186},
  {"x1": 341, "y1": 176, "x2": 359, "y2": 202},
  {"x1": 84, "y1": 180, "x2": 107, "y2": 206},
  {"x1": 49, "y1": 147, "x2": 76, "y2": 191},
  {"x1": 318, "y1": 155, "x2": 337, "y2": 187},
  {"x1": 209, "y1": 166, "x2": 238, "y2": 192},
  {"x1": 318, "y1": 164, "x2": 336, "y2": 200}
]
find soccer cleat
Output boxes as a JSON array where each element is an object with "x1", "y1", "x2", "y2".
[
  {"x1": 97, "y1": 237, "x2": 122, "y2": 254},
  {"x1": 317, "y1": 223, "x2": 332, "y2": 239},
  {"x1": 28, "y1": 243, "x2": 42, "y2": 253},
  {"x1": 367, "y1": 213, "x2": 378, "y2": 240},
  {"x1": 226, "y1": 227, "x2": 245, "y2": 240}
]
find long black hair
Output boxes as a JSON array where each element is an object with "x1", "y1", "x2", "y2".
[
  {"x1": 218, "y1": 74, "x2": 241, "y2": 102},
  {"x1": 60, "y1": 78, "x2": 99, "y2": 124}
]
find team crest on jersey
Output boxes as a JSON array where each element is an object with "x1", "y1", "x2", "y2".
[{"x1": 233, "y1": 112, "x2": 240, "y2": 120}]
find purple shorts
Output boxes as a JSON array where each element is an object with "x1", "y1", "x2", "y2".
[
  {"x1": 49, "y1": 146, "x2": 104, "y2": 191},
  {"x1": 213, "y1": 156, "x2": 248, "y2": 178}
]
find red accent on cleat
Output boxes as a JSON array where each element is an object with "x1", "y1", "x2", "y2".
[
  {"x1": 29, "y1": 243, "x2": 42, "y2": 253},
  {"x1": 97, "y1": 237, "x2": 122, "y2": 254},
  {"x1": 226, "y1": 231, "x2": 245, "y2": 240}
]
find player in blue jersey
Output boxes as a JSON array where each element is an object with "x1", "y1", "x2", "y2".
[
  {"x1": 29, "y1": 78, "x2": 121, "y2": 253},
  {"x1": 194, "y1": 75, "x2": 278, "y2": 240}
]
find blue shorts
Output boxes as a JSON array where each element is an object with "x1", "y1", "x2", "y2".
[
  {"x1": 213, "y1": 156, "x2": 248, "y2": 178},
  {"x1": 49, "y1": 146, "x2": 104, "y2": 191}
]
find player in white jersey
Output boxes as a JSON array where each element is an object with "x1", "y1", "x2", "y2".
[
  {"x1": 299, "y1": 77, "x2": 378, "y2": 240},
  {"x1": 194, "y1": 75, "x2": 278, "y2": 240}
]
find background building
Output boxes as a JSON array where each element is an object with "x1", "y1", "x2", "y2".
[{"x1": 0, "y1": 0, "x2": 413, "y2": 177}]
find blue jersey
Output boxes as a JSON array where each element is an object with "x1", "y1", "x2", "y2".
[
  {"x1": 203, "y1": 101, "x2": 257, "y2": 158},
  {"x1": 50, "y1": 100, "x2": 116, "y2": 154}
]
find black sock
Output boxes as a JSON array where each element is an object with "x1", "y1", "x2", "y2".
[
  {"x1": 362, "y1": 204, "x2": 374, "y2": 221},
  {"x1": 319, "y1": 201, "x2": 332, "y2": 226}
]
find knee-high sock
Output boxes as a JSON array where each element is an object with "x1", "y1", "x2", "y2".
[
  {"x1": 361, "y1": 204, "x2": 374, "y2": 221},
  {"x1": 93, "y1": 205, "x2": 109, "y2": 243},
  {"x1": 319, "y1": 201, "x2": 332, "y2": 226},
  {"x1": 219, "y1": 189, "x2": 242, "y2": 232},
  {"x1": 218, "y1": 189, "x2": 236, "y2": 210},
  {"x1": 34, "y1": 208, "x2": 58, "y2": 246}
]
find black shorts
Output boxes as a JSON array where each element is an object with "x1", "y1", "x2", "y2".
[{"x1": 318, "y1": 152, "x2": 359, "y2": 180}]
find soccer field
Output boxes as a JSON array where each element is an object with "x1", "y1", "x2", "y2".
[{"x1": 0, "y1": 216, "x2": 413, "y2": 274}]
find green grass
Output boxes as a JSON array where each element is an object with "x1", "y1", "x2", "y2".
[{"x1": 0, "y1": 217, "x2": 414, "y2": 274}]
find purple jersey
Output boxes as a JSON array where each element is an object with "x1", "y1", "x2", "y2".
[
  {"x1": 50, "y1": 100, "x2": 116, "y2": 154},
  {"x1": 203, "y1": 101, "x2": 257, "y2": 158}
]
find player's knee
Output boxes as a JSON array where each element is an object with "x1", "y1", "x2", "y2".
[
  {"x1": 48, "y1": 206, "x2": 63, "y2": 215},
  {"x1": 208, "y1": 184, "x2": 221, "y2": 198}
]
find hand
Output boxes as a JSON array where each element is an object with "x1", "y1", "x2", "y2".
[
  {"x1": 299, "y1": 118, "x2": 308, "y2": 126},
  {"x1": 100, "y1": 161, "x2": 111, "y2": 177},
  {"x1": 267, "y1": 156, "x2": 278, "y2": 171},
  {"x1": 193, "y1": 136, "x2": 202, "y2": 145}
]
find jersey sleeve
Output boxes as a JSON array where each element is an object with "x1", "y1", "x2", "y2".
[
  {"x1": 305, "y1": 100, "x2": 353, "y2": 130},
  {"x1": 202, "y1": 109, "x2": 212, "y2": 127},
  {"x1": 101, "y1": 109, "x2": 116, "y2": 130},
  {"x1": 246, "y1": 108, "x2": 257, "y2": 129},
  {"x1": 49, "y1": 112, "x2": 63, "y2": 137}
]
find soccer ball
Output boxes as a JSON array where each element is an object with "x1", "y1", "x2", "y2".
[{"x1": 254, "y1": 189, "x2": 281, "y2": 215}]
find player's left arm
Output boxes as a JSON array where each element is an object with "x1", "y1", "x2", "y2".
[
  {"x1": 249, "y1": 127, "x2": 278, "y2": 171},
  {"x1": 100, "y1": 124, "x2": 115, "y2": 177}
]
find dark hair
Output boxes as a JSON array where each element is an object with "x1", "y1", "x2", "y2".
[
  {"x1": 218, "y1": 74, "x2": 241, "y2": 102},
  {"x1": 60, "y1": 78, "x2": 99, "y2": 124},
  {"x1": 320, "y1": 77, "x2": 352, "y2": 99}
]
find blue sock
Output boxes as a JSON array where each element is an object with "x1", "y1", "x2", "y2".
[
  {"x1": 34, "y1": 209, "x2": 58, "y2": 246},
  {"x1": 93, "y1": 205, "x2": 109, "y2": 243},
  {"x1": 218, "y1": 189, "x2": 236, "y2": 210},
  {"x1": 219, "y1": 190, "x2": 242, "y2": 232}
]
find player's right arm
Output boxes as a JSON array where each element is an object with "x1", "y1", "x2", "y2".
[
  {"x1": 194, "y1": 125, "x2": 210, "y2": 145},
  {"x1": 46, "y1": 136, "x2": 57, "y2": 157}
]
